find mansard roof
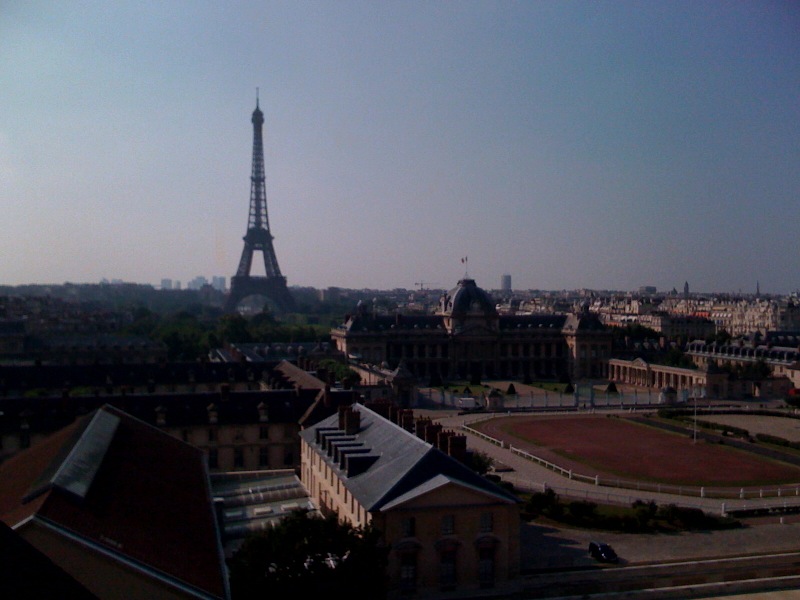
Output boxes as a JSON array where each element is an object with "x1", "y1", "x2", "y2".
[
  {"x1": 439, "y1": 278, "x2": 497, "y2": 318},
  {"x1": 299, "y1": 403, "x2": 519, "y2": 513},
  {"x1": 563, "y1": 310, "x2": 606, "y2": 331},
  {"x1": 498, "y1": 314, "x2": 567, "y2": 330},
  {"x1": 340, "y1": 312, "x2": 442, "y2": 333}
]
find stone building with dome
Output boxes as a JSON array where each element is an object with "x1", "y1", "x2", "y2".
[{"x1": 331, "y1": 278, "x2": 612, "y2": 385}]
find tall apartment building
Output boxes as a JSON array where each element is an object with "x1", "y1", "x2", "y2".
[{"x1": 212, "y1": 276, "x2": 226, "y2": 292}]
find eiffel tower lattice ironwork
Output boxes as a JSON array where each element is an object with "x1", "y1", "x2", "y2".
[{"x1": 225, "y1": 96, "x2": 295, "y2": 313}]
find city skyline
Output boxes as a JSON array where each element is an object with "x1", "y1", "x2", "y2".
[{"x1": 2, "y1": 2, "x2": 798, "y2": 294}]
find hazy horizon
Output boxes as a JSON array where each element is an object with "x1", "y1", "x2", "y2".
[{"x1": 3, "y1": 2, "x2": 798, "y2": 294}]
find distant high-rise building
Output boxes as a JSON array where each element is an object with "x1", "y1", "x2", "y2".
[
  {"x1": 639, "y1": 286, "x2": 657, "y2": 294},
  {"x1": 501, "y1": 273, "x2": 512, "y2": 293},
  {"x1": 161, "y1": 278, "x2": 173, "y2": 291},
  {"x1": 174, "y1": 281, "x2": 181, "y2": 290},
  {"x1": 212, "y1": 276, "x2": 226, "y2": 292},
  {"x1": 684, "y1": 281, "x2": 690, "y2": 299},
  {"x1": 188, "y1": 276, "x2": 208, "y2": 290}
]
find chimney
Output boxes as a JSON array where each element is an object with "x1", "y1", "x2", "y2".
[
  {"x1": 437, "y1": 429, "x2": 453, "y2": 452},
  {"x1": 338, "y1": 405, "x2": 361, "y2": 434},
  {"x1": 345, "y1": 408, "x2": 361, "y2": 434},
  {"x1": 447, "y1": 433, "x2": 468, "y2": 464},
  {"x1": 398, "y1": 409, "x2": 414, "y2": 432},
  {"x1": 424, "y1": 422, "x2": 443, "y2": 445},
  {"x1": 324, "y1": 384, "x2": 332, "y2": 406},
  {"x1": 414, "y1": 417, "x2": 432, "y2": 439}
]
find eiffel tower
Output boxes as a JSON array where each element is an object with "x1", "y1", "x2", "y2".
[{"x1": 225, "y1": 95, "x2": 295, "y2": 313}]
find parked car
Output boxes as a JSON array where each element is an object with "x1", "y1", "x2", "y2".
[{"x1": 588, "y1": 541, "x2": 618, "y2": 563}]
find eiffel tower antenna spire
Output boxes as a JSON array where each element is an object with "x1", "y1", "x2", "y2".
[{"x1": 225, "y1": 96, "x2": 295, "y2": 313}]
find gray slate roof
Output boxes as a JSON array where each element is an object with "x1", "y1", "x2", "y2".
[{"x1": 300, "y1": 404, "x2": 519, "y2": 512}]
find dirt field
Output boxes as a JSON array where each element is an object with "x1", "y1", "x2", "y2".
[{"x1": 474, "y1": 414, "x2": 800, "y2": 487}]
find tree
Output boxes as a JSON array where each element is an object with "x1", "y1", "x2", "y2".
[
  {"x1": 525, "y1": 488, "x2": 560, "y2": 519},
  {"x1": 227, "y1": 510, "x2": 388, "y2": 599},
  {"x1": 217, "y1": 313, "x2": 252, "y2": 344},
  {"x1": 317, "y1": 359, "x2": 361, "y2": 389},
  {"x1": 656, "y1": 347, "x2": 696, "y2": 369},
  {"x1": 469, "y1": 450, "x2": 494, "y2": 475},
  {"x1": 154, "y1": 312, "x2": 211, "y2": 361}
]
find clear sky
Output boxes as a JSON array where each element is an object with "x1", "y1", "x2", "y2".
[{"x1": 2, "y1": 1, "x2": 798, "y2": 294}]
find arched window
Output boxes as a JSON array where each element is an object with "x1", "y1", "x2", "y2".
[
  {"x1": 476, "y1": 535, "x2": 500, "y2": 589},
  {"x1": 436, "y1": 538, "x2": 460, "y2": 590}
]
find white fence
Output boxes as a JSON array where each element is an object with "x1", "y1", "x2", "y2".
[
  {"x1": 462, "y1": 417, "x2": 800, "y2": 507},
  {"x1": 420, "y1": 387, "x2": 668, "y2": 411}
]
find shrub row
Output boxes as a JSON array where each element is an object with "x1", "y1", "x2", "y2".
[
  {"x1": 691, "y1": 419, "x2": 750, "y2": 438},
  {"x1": 523, "y1": 490, "x2": 740, "y2": 533},
  {"x1": 754, "y1": 433, "x2": 800, "y2": 451}
]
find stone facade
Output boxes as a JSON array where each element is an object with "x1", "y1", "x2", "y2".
[
  {"x1": 332, "y1": 279, "x2": 612, "y2": 384},
  {"x1": 300, "y1": 403, "x2": 520, "y2": 596}
]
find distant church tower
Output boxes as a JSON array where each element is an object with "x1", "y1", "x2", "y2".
[{"x1": 225, "y1": 94, "x2": 295, "y2": 313}]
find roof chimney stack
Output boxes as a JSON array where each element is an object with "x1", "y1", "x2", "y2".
[{"x1": 338, "y1": 405, "x2": 361, "y2": 435}]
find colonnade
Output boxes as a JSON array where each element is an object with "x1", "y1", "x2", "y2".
[{"x1": 608, "y1": 359, "x2": 707, "y2": 392}]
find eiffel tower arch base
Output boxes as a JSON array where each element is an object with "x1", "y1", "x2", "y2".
[{"x1": 225, "y1": 275, "x2": 296, "y2": 313}]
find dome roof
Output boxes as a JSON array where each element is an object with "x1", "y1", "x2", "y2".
[{"x1": 440, "y1": 279, "x2": 497, "y2": 317}]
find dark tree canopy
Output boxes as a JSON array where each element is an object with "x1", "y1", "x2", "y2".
[
  {"x1": 227, "y1": 510, "x2": 388, "y2": 600},
  {"x1": 316, "y1": 359, "x2": 362, "y2": 389}
]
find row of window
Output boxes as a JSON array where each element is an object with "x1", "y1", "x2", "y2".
[
  {"x1": 398, "y1": 360, "x2": 564, "y2": 380},
  {"x1": 206, "y1": 446, "x2": 294, "y2": 469},
  {"x1": 179, "y1": 425, "x2": 293, "y2": 444},
  {"x1": 399, "y1": 544, "x2": 496, "y2": 592},
  {"x1": 381, "y1": 342, "x2": 567, "y2": 360},
  {"x1": 402, "y1": 512, "x2": 493, "y2": 537},
  {"x1": 304, "y1": 445, "x2": 369, "y2": 525}
]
